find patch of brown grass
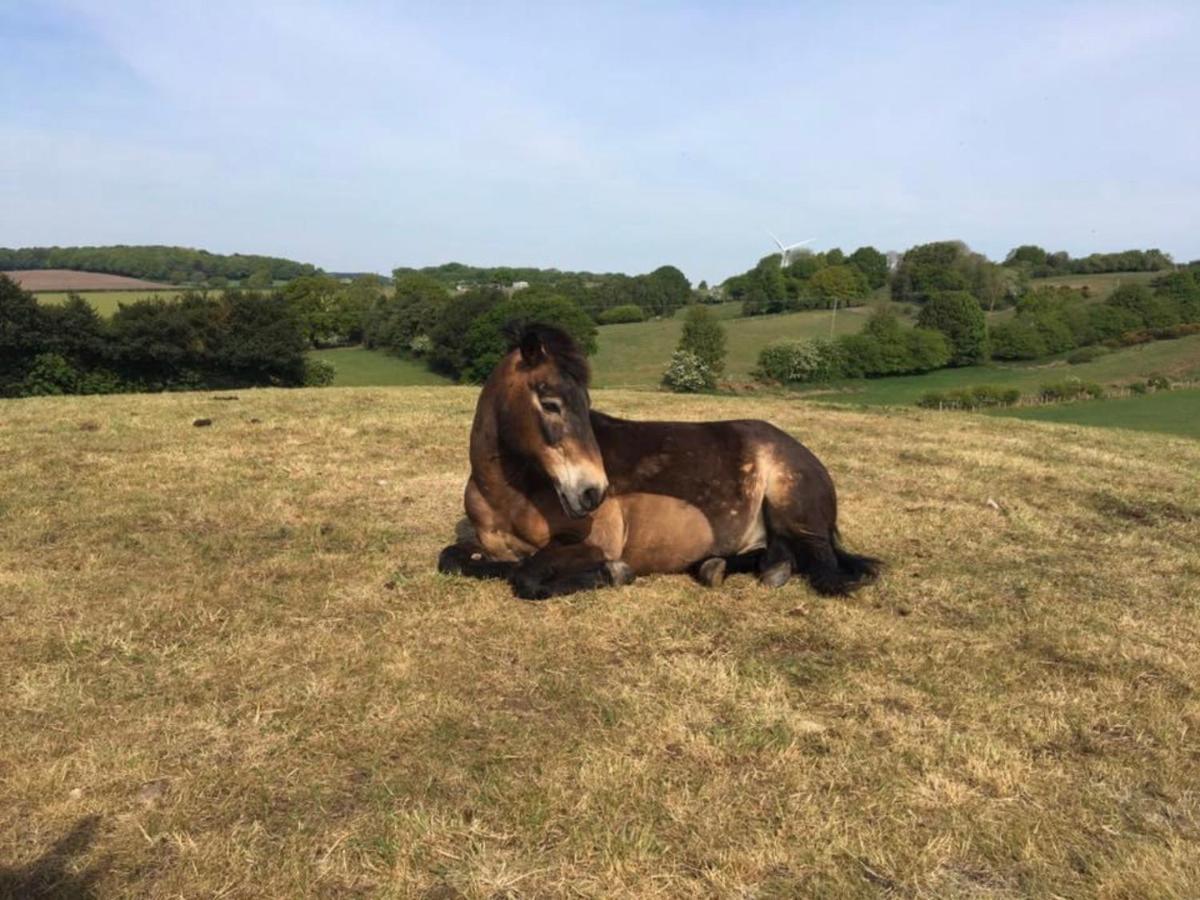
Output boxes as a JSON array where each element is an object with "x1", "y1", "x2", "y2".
[{"x1": 1, "y1": 388, "x2": 1198, "y2": 898}]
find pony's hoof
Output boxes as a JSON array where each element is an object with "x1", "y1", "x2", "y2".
[
  {"x1": 511, "y1": 572, "x2": 552, "y2": 601},
  {"x1": 606, "y1": 560, "x2": 636, "y2": 587},
  {"x1": 697, "y1": 557, "x2": 726, "y2": 588},
  {"x1": 759, "y1": 563, "x2": 792, "y2": 588},
  {"x1": 437, "y1": 544, "x2": 473, "y2": 575}
]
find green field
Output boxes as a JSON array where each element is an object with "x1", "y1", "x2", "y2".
[
  {"x1": 993, "y1": 387, "x2": 1200, "y2": 438},
  {"x1": 593, "y1": 302, "x2": 884, "y2": 388},
  {"x1": 1031, "y1": 269, "x2": 1162, "y2": 301},
  {"x1": 801, "y1": 334, "x2": 1200, "y2": 408},
  {"x1": 310, "y1": 346, "x2": 451, "y2": 387},
  {"x1": 35, "y1": 290, "x2": 184, "y2": 315}
]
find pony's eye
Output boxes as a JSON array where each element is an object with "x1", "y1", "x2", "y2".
[{"x1": 542, "y1": 399, "x2": 562, "y2": 415}]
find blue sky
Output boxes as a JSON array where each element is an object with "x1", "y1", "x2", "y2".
[{"x1": 2, "y1": 1, "x2": 1197, "y2": 283}]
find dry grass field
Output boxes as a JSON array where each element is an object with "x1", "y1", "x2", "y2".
[
  {"x1": 8, "y1": 270, "x2": 174, "y2": 292},
  {"x1": 2, "y1": 387, "x2": 1198, "y2": 898}
]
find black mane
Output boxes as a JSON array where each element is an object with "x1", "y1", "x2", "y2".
[{"x1": 508, "y1": 322, "x2": 590, "y2": 387}]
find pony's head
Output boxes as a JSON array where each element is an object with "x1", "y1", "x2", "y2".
[{"x1": 497, "y1": 323, "x2": 608, "y2": 518}]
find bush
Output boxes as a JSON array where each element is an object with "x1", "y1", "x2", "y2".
[
  {"x1": 1146, "y1": 374, "x2": 1172, "y2": 391},
  {"x1": 1039, "y1": 379, "x2": 1105, "y2": 403},
  {"x1": 597, "y1": 304, "x2": 645, "y2": 324},
  {"x1": 989, "y1": 320, "x2": 1047, "y2": 360},
  {"x1": 20, "y1": 353, "x2": 79, "y2": 396},
  {"x1": 662, "y1": 350, "x2": 715, "y2": 392},
  {"x1": 1067, "y1": 345, "x2": 1108, "y2": 364},
  {"x1": 302, "y1": 357, "x2": 337, "y2": 387},
  {"x1": 916, "y1": 291, "x2": 988, "y2": 365},
  {"x1": 678, "y1": 306, "x2": 727, "y2": 376},
  {"x1": 916, "y1": 384, "x2": 1020, "y2": 410},
  {"x1": 757, "y1": 339, "x2": 841, "y2": 383}
]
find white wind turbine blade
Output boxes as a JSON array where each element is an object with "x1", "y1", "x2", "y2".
[
  {"x1": 766, "y1": 229, "x2": 787, "y2": 253},
  {"x1": 784, "y1": 238, "x2": 815, "y2": 252}
]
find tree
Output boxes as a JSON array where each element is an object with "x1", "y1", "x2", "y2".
[
  {"x1": 0, "y1": 274, "x2": 47, "y2": 393},
  {"x1": 281, "y1": 274, "x2": 346, "y2": 346},
  {"x1": 1107, "y1": 283, "x2": 1179, "y2": 329},
  {"x1": 462, "y1": 295, "x2": 597, "y2": 383},
  {"x1": 848, "y1": 246, "x2": 889, "y2": 289},
  {"x1": 427, "y1": 288, "x2": 503, "y2": 378},
  {"x1": 1005, "y1": 245, "x2": 1048, "y2": 268},
  {"x1": 810, "y1": 265, "x2": 869, "y2": 306},
  {"x1": 891, "y1": 241, "x2": 1004, "y2": 309},
  {"x1": 639, "y1": 265, "x2": 692, "y2": 317},
  {"x1": 916, "y1": 291, "x2": 988, "y2": 366},
  {"x1": 362, "y1": 273, "x2": 448, "y2": 352},
  {"x1": 245, "y1": 267, "x2": 273, "y2": 290},
  {"x1": 677, "y1": 306, "x2": 727, "y2": 378}
]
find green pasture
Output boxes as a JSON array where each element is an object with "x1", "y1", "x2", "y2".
[
  {"x1": 991, "y1": 387, "x2": 1200, "y2": 439},
  {"x1": 310, "y1": 346, "x2": 451, "y2": 387},
  {"x1": 35, "y1": 290, "x2": 184, "y2": 315},
  {"x1": 802, "y1": 334, "x2": 1200, "y2": 407}
]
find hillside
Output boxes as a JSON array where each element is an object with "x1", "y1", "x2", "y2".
[
  {"x1": 0, "y1": 245, "x2": 319, "y2": 284},
  {"x1": 2, "y1": 388, "x2": 1198, "y2": 897}
]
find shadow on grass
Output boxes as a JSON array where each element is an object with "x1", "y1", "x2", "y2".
[{"x1": 0, "y1": 816, "x2": 105, "y2": 900}]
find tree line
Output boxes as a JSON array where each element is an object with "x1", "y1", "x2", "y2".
[
  {"x1": 0, "y1": 245, "x2": 319, "y2": 286},
  {"x1": 389, "y1": 263, "x2": 693, "y2": 320},
  {"x1": 1003, "y1": 246, "x2": 1174, "y2": 277},
  {"x1": 361, "y1": 275, "x2": 599, "y2": 383},
  {"x1": 0, "y1": 275, "x2": 322, "y2": 397},
  {"x1": 723, "y1": 246, "x2": 889, "y2": 316},
  {"x1": 756, "y1": 270, "x2": 1200, "y2": 386}
]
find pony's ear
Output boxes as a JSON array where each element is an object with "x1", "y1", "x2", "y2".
[{"x1": 519, "y1": 329, "x2": 544, "y2": 366}]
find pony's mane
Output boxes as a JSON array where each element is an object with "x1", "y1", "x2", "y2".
[{"x1": 507, "y1": 322, "x2": 590, "y2": 387}]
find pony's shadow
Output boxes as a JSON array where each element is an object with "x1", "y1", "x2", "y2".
[{"x1": 0, "y1": 815, "x2": 106, "y2": 899}]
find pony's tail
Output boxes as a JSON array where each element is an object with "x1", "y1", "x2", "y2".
[{"x1": 798, "y1": 528, "x2": 882, "y2": 596}]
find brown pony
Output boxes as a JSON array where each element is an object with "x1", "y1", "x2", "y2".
[{"x1": 438, "y1": 323, "x2": 880, "y2": 600}]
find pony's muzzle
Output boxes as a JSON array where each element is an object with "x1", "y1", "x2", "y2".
[{"x1": 557, "y1": 480, "x2": 608, "y2": 518}]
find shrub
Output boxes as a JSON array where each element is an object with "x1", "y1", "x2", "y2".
[
  {"x1": 916, "y1": 384, "x2": 1020, "y2": 410},
  {"x1": 989, "y1": 320, "x2": 1047, "y2": 360},
  {"x1": 1039, "y1": 379, "x2": 1105, "y2": 403},
  {"x1": 21, "y1": 353, "x2": 78, "y2": 395},
  {"x1": 409, "y1": 334, "x2": 434, "y2": 356},
  {"x1": 1146, "y1": 374, "x2": 1172, "y2": 391},
  {"x1": 916, "y1": 291, "x2": 988, "y2": 365},
  {"x1": 302, "y1": 357, "x2": 337, "y2": 387},
  {"x1": 757, "y1": 339, "x2": 841, "y2": 383},
  {"x1": 905, "y1": 327, "x2": 954, "y2": 372},
  {"x1": 662, "y1": 350, "x2": 714, "y2": 392},
  {"x1": 678, "y1": 306, "x2": 727, "y2": 376},
  {"x1": 597, "y1": 304, "x2": 645, "y2": 324},
  {"x1": 1067, "y1": 345, "x2": 1108, "y2": 364}
]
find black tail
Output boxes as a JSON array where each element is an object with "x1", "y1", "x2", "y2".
[{"x1": 794, "y1": 528, "x2": 881, "y2": 596}]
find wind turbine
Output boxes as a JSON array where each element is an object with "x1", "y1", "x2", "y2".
[{"x1": 767, "y1": 230, "x2": 815, "y2": 268}]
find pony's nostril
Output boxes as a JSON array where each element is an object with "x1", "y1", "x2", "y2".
[{"x1": 583, "y1": 487, "x2": 603, "y2": 510}]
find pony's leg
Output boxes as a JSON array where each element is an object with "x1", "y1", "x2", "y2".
[
  {"x1": 758, "y1": 538, "x2": 795, "y2": 588},
  {"x1": 692, "y1": 550, "x2": 765, "y2": 587},
  {"x1": 510, "y1": 542, "x2": 635, "y2": 601},
  {"x1": 437, "y1": 543, "x2": 518, "y2": 580}
]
